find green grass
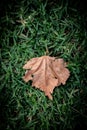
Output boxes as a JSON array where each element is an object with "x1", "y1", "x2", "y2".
[{"x1": 0, "y1": 0, "x2": 87, "y2": 130}]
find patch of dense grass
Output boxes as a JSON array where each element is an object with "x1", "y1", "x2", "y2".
[{"x1": 0, "y1": 0, "x2": 87, "y2": 130}]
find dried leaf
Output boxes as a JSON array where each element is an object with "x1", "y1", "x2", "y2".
[{"x1": 23, "y1": 56, "x2": 70, "y2": 100}]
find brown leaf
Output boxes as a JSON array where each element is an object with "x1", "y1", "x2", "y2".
[{"x1": 23, "y1": 56, "x2": 70, "y2": 100}]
